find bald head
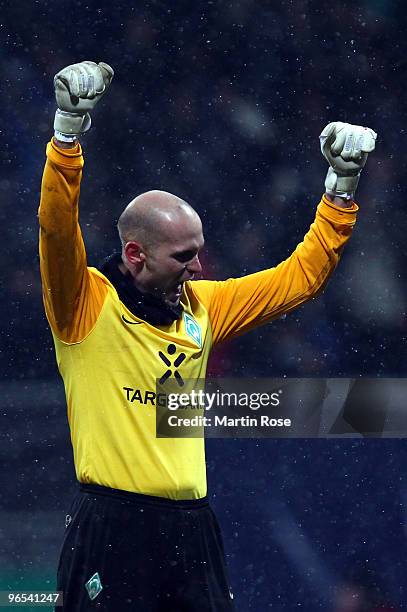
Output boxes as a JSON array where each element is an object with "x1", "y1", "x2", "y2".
[
  {"x1": 117, "y1": 190, "x2": 204, "y2": 305},
  {"x1": 117, "y1": 190, "x2": 201, "y2": 250}
]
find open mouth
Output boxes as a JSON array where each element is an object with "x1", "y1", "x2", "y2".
[
  {"x1": 174, "y1": 283, "x2": 183, "y2": 298},
  {"x1": 168, "y1": 276, "x2": 194, "y2": 303},
  {"x1": 165, "y1": 283, "x2": 183, "y2": 304}
]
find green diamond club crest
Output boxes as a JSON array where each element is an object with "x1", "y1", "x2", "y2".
[
  {"x1": 183, "y1": 313, "x2": 202, "y2": 348},
  {"x1": 85, "y1": 572, "x2": 103, "y2": 600}
]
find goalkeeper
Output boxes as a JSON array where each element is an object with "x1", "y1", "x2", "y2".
[{"x1": 39, "y1": 61, "x2": 377, "y2": 611}]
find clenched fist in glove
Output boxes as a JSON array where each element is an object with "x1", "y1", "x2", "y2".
[
  {"x1": 320, "y1": 122, "x2": 377, "y2": 200},
  {"x1": 53, "y1": 61, "x2": 114, "y2": 142}
]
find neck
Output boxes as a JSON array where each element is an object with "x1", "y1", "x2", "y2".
[
  {"x1": 118, "y1": 260, "x2": 128, "y2": 276},
  {"x1": 118, "y1": 260, "x2": 152, "y2": 298},
  {"x1": 100, "y1": 252, "x2": 182, "y2": 326}
]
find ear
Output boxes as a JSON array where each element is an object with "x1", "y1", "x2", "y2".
[{"x1": 124, "y1": 241, "x2": 146, "y2": 267}]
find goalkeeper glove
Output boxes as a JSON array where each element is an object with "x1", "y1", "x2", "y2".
[
  {"x1": 53, "y1": 60, "x2": 114, "y2": 142},
  {"x1": 320, "y1": 122, "x2": 377, "y2": 200}
]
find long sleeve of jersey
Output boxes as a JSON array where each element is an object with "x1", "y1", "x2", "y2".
[
  {"x1": 38, "y1": 139, "x2": 108, "y2": 344},
  {"x1": 190, "y1": 196, "x2": 358, "y2": 345}
]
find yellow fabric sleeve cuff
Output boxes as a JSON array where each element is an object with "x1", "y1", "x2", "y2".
[
  {"x1": 46, "y1": 138, "x2": 84, "y2": 169},
  {"x1": 318, "y1": 194, "x2": 359, "y2": 225}
]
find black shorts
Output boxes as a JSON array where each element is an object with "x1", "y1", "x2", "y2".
[{"x1": 56, "y1": 484, "x2": 235, "y2": 611}]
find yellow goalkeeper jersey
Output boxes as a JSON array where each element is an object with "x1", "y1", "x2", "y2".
[{"x1": 38, "y1": 138, "x2": 358, "y2": 500}]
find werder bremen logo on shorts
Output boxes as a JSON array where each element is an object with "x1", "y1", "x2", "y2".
[
  {"x1": 85, "y1": 572, "x2": 103, "y2": 601},
  {"x1": 183, "y1": 312, "x2": 202, "y2": 348}
]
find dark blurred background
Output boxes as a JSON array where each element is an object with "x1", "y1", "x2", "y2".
[{"x1": 1, "y1": 0, "x2": 407, "y2": 609}]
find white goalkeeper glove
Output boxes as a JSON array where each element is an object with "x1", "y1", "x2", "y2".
[
  {"x1": 53, "y1": 60, "x2": 114, "y2": 142},
  {"x1": 319, "y1": 122, "x2": 377, "y2": 200}
]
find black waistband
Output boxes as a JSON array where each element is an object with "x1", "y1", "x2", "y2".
[{"x1": 80, "y1": 483, "x2": 209, "y2": 510}]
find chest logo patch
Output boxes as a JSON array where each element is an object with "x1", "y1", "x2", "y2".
[{"x1": 183, "y1": 313, "x2": 202, "y2": 348}]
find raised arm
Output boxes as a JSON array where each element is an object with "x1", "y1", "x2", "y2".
[
  {"x1": 191, "y1": 122, "x2": 377, "y2": 345},
  {"x1": 38, "y1": 61, "x2": 114, "y2": 344}
]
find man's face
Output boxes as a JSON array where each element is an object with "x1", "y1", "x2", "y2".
[{"x1": 139, "y1": 216, "x2": 204, "y2": 306}]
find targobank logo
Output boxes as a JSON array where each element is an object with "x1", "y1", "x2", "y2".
[{"x1": 183, "y1": 313, "x2": 202, "y2": 348}]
